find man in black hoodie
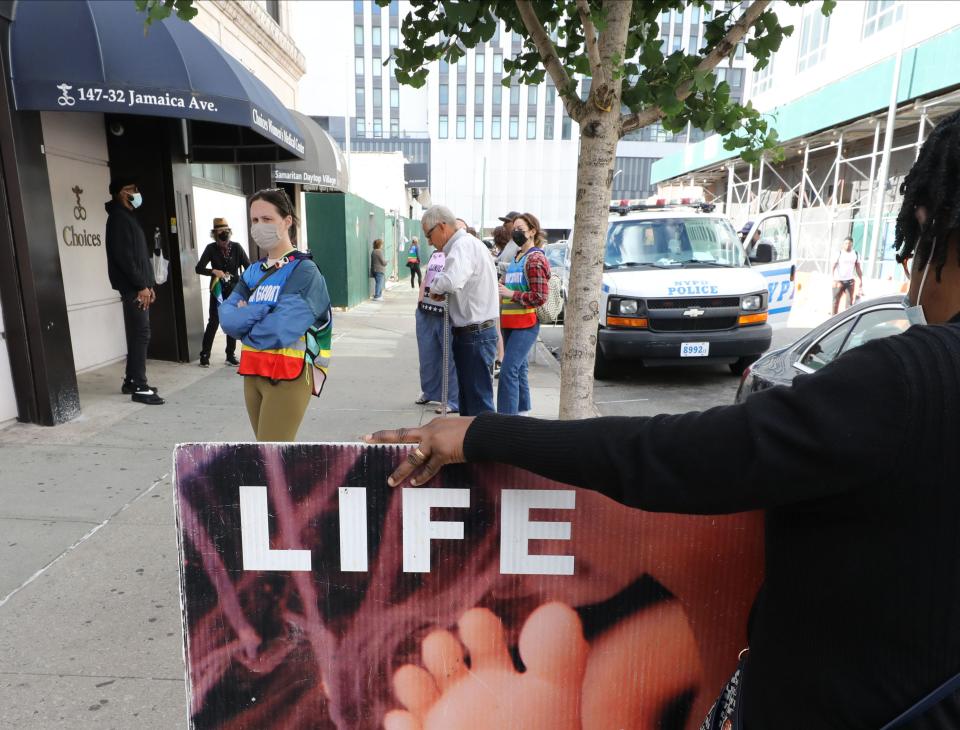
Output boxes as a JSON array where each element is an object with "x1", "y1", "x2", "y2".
[{"x1": 105, "y1": 177, "x2": 164, "y2": 405}]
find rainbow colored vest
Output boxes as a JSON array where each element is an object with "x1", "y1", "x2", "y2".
[{"x1": 500, "y1": 248, "x2": 540, "y2": 329}]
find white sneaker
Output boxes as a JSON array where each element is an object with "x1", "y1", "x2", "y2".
[{"x1": 519, "y1": 410, "x2": 531, "y2": 417}]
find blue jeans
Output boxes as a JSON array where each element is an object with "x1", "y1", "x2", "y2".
[
  {"x1": 373, "y1": 272, "x2": 385, "y2": 298},
  {"x1": 452, "y1": 325, "x2": 498, "y2": 416},
  {"x1": 498, "y1": 323, "x2": 539, "y2": 414},
  {"x1": 415, "y1": 308, "x2": 459, "y2": 410}
]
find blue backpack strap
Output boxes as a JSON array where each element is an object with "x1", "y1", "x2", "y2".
[{"x1": 880, "y1": 671, "x2": 960, "y2": 730}]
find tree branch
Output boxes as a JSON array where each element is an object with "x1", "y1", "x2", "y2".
[
  {"x1": 514, "y1": 0, "x2": 586, "y2": 122},
  {"x1": 576, "y1": 0, "x2": 602, "y2": 80},
  {"x1": 620, "y1": 0, "x2": 771, "y2": 134}
]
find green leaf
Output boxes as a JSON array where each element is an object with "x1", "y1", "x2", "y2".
[{"x1": 149, "y1": 3, "x2": 171, "y2": 21}]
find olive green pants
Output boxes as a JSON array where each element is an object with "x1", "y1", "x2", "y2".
[{"x1": 243, "y1": 369, "x2": 313, "y2": 442}]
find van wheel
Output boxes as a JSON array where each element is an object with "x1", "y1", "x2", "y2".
[
  {"x1": 594, "y1": 345, "x2": 613, "y2": 380},
  {"x1": 729, "y1": 355, "x2": 758, "y2": 376}
]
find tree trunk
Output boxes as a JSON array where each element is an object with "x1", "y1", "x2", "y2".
[{"x1": 558, "y1": 4, "x2": 631, "y2": 420}]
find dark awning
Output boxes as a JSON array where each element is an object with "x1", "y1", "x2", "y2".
[
  {"x1": 272, "y1": 111, "x2": 348, "y2": 191},
  {"x1": 9, "y1": 0, "x2": 305, "y2": 162}
]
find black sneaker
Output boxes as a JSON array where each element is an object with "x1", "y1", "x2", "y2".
[
  {"x1": 122, "y1": 380, "x2": 157, "y2": 395},
  {"x1": 225, "y1": 355, "x2": 240, "y2": 366},
  {"x1": 199, "y1": 355, "x2": 210, "y2": 368},
  {"x1": 131, "y1": 389, "x2": 164, "y2": 405}
]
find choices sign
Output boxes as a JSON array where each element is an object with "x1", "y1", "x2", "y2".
[{"x1": 173, "y1": 443, "x2": 763, "y2": 730}]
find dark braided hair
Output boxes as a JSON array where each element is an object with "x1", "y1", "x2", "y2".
[
  {"x1": 894, "y1": 109, "x2": 960, "y2": 280},
  {"x1": 249, "y1": 187, "x2": 299, "y2": 244}
]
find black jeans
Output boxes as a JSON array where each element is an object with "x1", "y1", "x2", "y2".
[
  {"x1": 201, "y1": 292, "x2": 237, "y2": 359},
  {"x1": 121, "y1": 295, "x2": 151, "y2": 387},
  {"x1": 409, "y1": 263, "x2": 422, "y2": 288}
]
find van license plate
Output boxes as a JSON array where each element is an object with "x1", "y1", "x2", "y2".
[{"x1": 681, "y1": 342, "x2": 709, "y2": 357}]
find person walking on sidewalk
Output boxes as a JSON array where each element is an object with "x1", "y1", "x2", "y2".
[
  {"x1": 195, "y1": 217, "x2": 250, "y2": 367},
  {"x1": 219, "y1": 188, "x2": 332, "y2": 441},
  {"x1": 497, "y1": 213, "x2": 550, "y2": 415},
  {"x1": 495, "y1": 211, "x2": 521, "y2": 276},
  {"x1": 422, "y1": 205, "x2": 498, "y2": 416},
  {"x1": 406, "y1": 237, "x2": 422, "y2": 289},
  {"x1": 371, "y1": 239, "x2": 387, "y2": 301},
  {"x1": 104, "y1": 176, "x2": 164, "y2": 405},
  {"x1": 832, "y1": 236, "x2": 864, "y2": 314},
  {"x1": 414, "y1": 243, "x2": 459, "y2": 413}
]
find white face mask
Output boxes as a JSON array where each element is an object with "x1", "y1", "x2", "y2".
[
  {"x1": 905, "y1": 237, "x2": 936, "y2": 327},
  {"x1": 250, "y1": 222, "x2": 282, "y2": 252},
  {"x1": 129, "y1": 192, "x2": 143, "y2": 209}
]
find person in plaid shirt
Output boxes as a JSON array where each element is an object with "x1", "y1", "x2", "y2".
[{"x1": 497, "y1": 212, "x2": 550, "y2": 414}]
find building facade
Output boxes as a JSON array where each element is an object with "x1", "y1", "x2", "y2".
[{"x1": 652, "y1": 0, "x2": 960, "y2": 283}]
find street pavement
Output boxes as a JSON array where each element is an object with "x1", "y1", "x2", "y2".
[{"x1": 0, "y1": 284, "x2": 558, "y2": 730}]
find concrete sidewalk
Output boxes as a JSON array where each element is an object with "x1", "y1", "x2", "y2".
[{"x1": 0, "y1": 285, "x2": 560, "y2": 729}]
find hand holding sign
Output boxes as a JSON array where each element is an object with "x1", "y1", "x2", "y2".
[{"x1": 364, "y1": 417, "x2": 475, "y2": 487}]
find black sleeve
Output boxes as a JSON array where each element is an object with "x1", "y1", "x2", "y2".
[
  {"x1": 195, "y1": 243, "x2": 215, "y2": 276},
  {"x1": 464, "y1": 338, "x2": 912, "y2": 514},
  {"x1": 107, "y1": 215, "x2": 152, "y2": 290},
  {"x1": 237, "y1": 245, "x2": 250, "y2": 272}
]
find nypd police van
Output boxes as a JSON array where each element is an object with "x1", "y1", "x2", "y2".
[{"x1": 569, "y1": 204, "x2": 795, "y2": 378}]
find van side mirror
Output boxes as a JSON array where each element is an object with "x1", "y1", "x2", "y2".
[{"x1": 751, "y1": 242, "x2": 774, "y2": 264}]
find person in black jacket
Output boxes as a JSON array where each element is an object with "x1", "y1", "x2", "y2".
[
  {"x1": 195, "y1": 217, "x2": 250, "y2": 367},
  {"x1": 367, "y1": 112, "x2": 960, "y2": 729},
  {"x1": 105, "y1": 177, "x2": 163, "y2": 405}
]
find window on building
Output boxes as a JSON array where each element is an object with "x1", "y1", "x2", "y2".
[
  {"x1": 355, "y1": 87, "x2": 365, "y2": 112},
  {"x1": 390, "y1": 118, "x2": 399, "y2": 136},
  {"x1": 476, "y1": 53, "x2": 485, "y2": 74},
  {"x1": 439, "y1": 114, "x2": 448, "y2": 138},
  {"x1": 373, "y1": 87, "x2": 382, "y2": 108},
  {"x1": 373, "y1": 118, "x2": 382, "y2": 137},
  {"x1": 688, "y1": 32, "x2": 699, "y2": 54},
  {"x1": 264, "y1": 0, "x2": 280, "y2": 23},
  {"x1": 753, "y1": 58, "x2": 774, "y2": 95},
  {"x1": 510, "y1": 85, "x2": 520, "y2": 105},
  {"x1": 798, "y1": 6, "x2": 830, "y2": 71},
  {"x1": 354, "y1": 25, "x2": 363, "y2": 45},
  {"x1": 390, "y1": 89, "x2": 399, "y2": 107},
  {"x1": 474, "y1": 117, "x2": 483, "y2": 139},
  {"x1": 493, "y1": 84, "x2": 502, "y2": 105},
  {"x1": 372, "y1": 26, "x2": 381, "y2": 46},
  {"x1": 354, "y1": 0, "x2": 364, "y2": 14},
  {"x1": 475, "y1": 85, "x2": 484, "y2": 105},
  {"x1": 528, "y1": 85, "x2": 538, "y2": 106},
  {"x1": 561, "y1": 114, "x2": 571, "y2": 140},
  {"x1": 492, "y1": 117, "x2": 502, "y2": 139},
  {"x1": 546, "y1": 84, "x2": 556, "y2": 106},
  {"x1": 509, "y1": 115, "x2": 519, "y2": 139},
  {"x1": 492, "y1": 22, "x2": 500, "y2": 45},
  {"x1": 544, "y1": 115, "x2": 554, "y2": 140},
  {"x1": 726, "y1": 68, "x2": 745, "y2": 103},
  {"x1": 690, "y1": 5, "x2": 700, "y2": 23},
  {"x1": 389, "y1": 0, "x2": 398, "y2": 16},
  {"x1": 457, "y1": 55, "x2": 467, "y2": 70},
  {"x1": 440, "y1": 59, "x2": 449, "y2": 74},
  {"x1": 439, "y1": 83, "x2": 449, "y2": 105},
  {"x1": 527, "y1": 116, "x2": 536, "y2": 139},
  {"x1": 735, "y1": 42, "x2": 745, "y2": 60},
  {"x1": 457, "y1": 83, "x2": 466, "y2": 105},
  {"x1": 863, "y1": 0, "x2": 903, "y2": 38},
  {"x1": 355, "y1": 57, "x2": 364, "y2": 75},
  {"x1": 389, "y1": 27, "x2": 398, "y2": 47},
  {"x1": 356, "y1": 117, "x2": 366, "y2": 136},
  {"x1": 372, "y1": 60, "x2": 382, "y2": 77},
  {"x1": 456, "y1": 115, "x2": 466, "y2": 138},
  {"x1": 493, "y1": 53, "x2": 503, "y2": 73},
  {"x1": 672, "y1": 35, "x2": 682, "y2": 53}
]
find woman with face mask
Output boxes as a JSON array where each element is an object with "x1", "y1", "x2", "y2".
[
  {"x1": 497, "y1": 212, "x2": 551, "y2": 415},
  {"x1": 219, "y1": 188, "x2": 333, "y2": 441},
  {"x1": 195, "y1": 218, "x2": 250, "y2": 368}
]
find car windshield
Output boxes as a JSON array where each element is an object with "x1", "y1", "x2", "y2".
[
  {"x1": 544, "y1": 245, "x2": 567, "y2": 267},
  {"x1": 604, "y1": 217, "x2": 748, "y2": 269}
]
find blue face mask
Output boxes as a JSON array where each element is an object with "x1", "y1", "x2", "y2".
[
  {"x1": 904, "y1": 237, "x2": 936, "y2": 327},
  {"x1": 128, "y1": 192, "x2": 143, "y2": 209}
]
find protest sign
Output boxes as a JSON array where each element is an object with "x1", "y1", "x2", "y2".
[{"x1": 174, "y1": 443, "x2": 763, "y2": 729}]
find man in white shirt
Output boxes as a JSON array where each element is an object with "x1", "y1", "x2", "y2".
[
  {"x1": 423, "y1": 205, "x2": 499, "y2": 415},
  {"x1": 832, "y1": 236, "x2": 863, "y2": 314}
]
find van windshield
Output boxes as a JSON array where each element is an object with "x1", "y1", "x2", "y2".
[{"x1": 604, "y1": 217, "x2": 748, "y2": 269}]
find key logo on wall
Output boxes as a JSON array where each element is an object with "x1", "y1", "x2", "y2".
[{"x1": 71, "y1": 185, "x2": 86, "y2": 221}]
